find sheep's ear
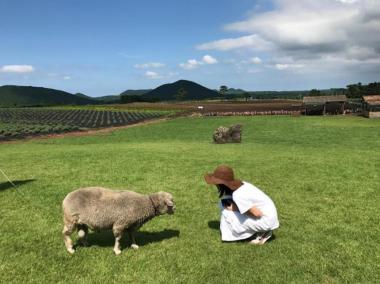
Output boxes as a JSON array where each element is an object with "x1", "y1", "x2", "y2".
[{"x1": 166, "y1": 200, "x2": 174, "y2": 207}]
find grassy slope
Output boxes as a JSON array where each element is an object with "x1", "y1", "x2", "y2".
[
  {"x1": 0, "y1": 85, "x2": 96, "y2": 107},
  {"x1": 142, "y1": 80, "x2": 219, "y2": 101},
  {"x1": 0, "y1": 116, "x2": 379, "y2": 283}
]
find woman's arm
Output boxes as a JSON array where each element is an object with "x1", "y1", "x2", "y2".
[{"x1": 247, "y1": 206, "x2": 263, "y2": 218}]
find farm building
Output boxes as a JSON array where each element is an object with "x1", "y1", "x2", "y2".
[
  {"x1": 362, "y1": 95, "x2": 380, "y2": 118},
  {"x1": 303, "y1": 95, "x2": 347, "y2": 115}
]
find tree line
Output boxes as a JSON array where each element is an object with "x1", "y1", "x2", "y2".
[{"x1": 306, "y1": 82, "x2": 380, "y2": 98}]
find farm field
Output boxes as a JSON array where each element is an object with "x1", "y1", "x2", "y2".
[
  {"x1": 108, "y1": 100, "x2": 302, "y2": 113},
  {"x1": 0, "y1": 100, "x2": 303, "y2": 141},
  {"x1": 0, "y1": 108, "x2": 163, "y2": 141},
  {"x1": 0, "y1": 116, "x2": 379, "y2": 283}
]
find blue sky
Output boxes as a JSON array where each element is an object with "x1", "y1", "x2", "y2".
[{"x1": 1, "y1": 0, "x2": 379, "y2": 97}]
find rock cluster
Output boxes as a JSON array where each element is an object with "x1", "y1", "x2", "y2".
[{"x1": 213, "y1": 124, "x2": 242, "y2": 144}]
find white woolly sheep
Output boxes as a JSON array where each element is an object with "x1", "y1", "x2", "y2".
[{"x1": 62, "y1": 187, "x2": 175, "y2": 255}]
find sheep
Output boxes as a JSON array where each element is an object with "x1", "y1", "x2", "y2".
[{"x1": 62, "y1": 187, "x2": 175, "y2": 255}]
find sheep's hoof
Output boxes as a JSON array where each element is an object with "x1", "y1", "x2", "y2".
[
  {"x1": 114, "y1": 249, "x2": 122, "y2": 255},
  {"x1": 131, "y1": 244, "x2": 139, "y2": 250},
  {"x1": 67, "y1": 248, "x2": 75, "y2": 254}
]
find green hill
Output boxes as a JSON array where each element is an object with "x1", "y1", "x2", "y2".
[
  {"x1": 226, "y1": 88, "x2": 248, "y2": 95},
  {"x1": 120, "y1": 89, "x2": 151, "y2": 97},
  {"x1": 73, "y1": 92, "x2": 92, "y2": 99},
  {"x1": 0, "y1": 85, "x2": 97, "y2": 107},
  {"x1": 142, "y1": 80, "x2": 219, "y2": 101},
  {"x1": 90, "y1": 90, "x2": 152, "y2": 104},
  {"x1": 93, "y1": 95, "x2": 120, "y2": 103}
]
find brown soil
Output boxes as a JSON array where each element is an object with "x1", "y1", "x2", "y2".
[{"x1": 112, "y1": 100, "x2": 302, "y2": 112}]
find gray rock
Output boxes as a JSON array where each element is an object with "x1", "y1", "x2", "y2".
[{"x1": 213, "y1": 124, "x2": 242, "y2": 144}]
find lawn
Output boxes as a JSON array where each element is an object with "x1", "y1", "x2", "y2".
[{"x1": 0, "y1": 116, "x2": 379, "y2": 283}]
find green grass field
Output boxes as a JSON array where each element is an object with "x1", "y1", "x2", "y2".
[{"x1": 0, "y1": 116, "x2": 379, "y2": 283}]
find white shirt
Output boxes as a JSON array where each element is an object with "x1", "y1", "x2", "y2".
[{"x1": 232, "y1": 181, "x2": 279, "y2": 230}]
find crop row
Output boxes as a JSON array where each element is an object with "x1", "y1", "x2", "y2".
[
  {"x1": 0, "y1": 109, "x2": 163, "y2": 140},
  {"x1": 0, "y1": 123, "x2": 79, "y2": 138}
]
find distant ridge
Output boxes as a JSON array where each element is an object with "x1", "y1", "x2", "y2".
[
  {"x1": 93, "y1": 95, "x2": 120, "y2": 103},
  {"x1": 0, "y1": 85, "x2": 96, "y2": 107},
  {"x1": 120, "y1": 89, "x2": 151, "y2": 96},
  {"x1": 142, "y1": 80, "x2": 219, "y2": 101},
  {"x1": 226, "y1": 88, "x2": 248, "y2": 95}
]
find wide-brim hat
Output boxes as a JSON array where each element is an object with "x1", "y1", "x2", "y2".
[{"x1": 204, "y1": 165, "x2": 242, "y2": 190}]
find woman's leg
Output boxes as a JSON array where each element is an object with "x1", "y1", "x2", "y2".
[{"x1": 220, "y1": 209, "x2": 255, "y2": 241}]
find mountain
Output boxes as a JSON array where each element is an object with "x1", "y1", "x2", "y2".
[
  {"x1": 74, "y1": 92, "x2": 92, "y2": 99},
  {"x1": 72, "y1": 92, "x2": 118, "y2": 102},
  {"x1": 226, "y1": 88, "x2": 248, "y2": 95},
  {"x1": 93, "y1": 95, "x2": 120, "y2": 103},
  {"x1": 142, "y1": 80, "x2": 219, "y2": 101},
  {"x1": 120, "y1": 89, "x2": 151, "y2": 96},
  {"x1": 0, "y1": 85, "x2": 96, "y2": 107}
]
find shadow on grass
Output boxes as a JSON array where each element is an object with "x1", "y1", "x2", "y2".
[
  {"x1": 0, "y1": 179, "x2": 36, "y2": 192},
  {"x1": 208, "y1": 220, "x2": 220, "y2": 230},
  {"x1": 84, "y1": 229, "x2": 180, "y2": 249}
]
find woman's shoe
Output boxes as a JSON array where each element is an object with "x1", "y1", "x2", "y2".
[{"x1": 249, "y1": 231, "x2": 272, "y2": 245}]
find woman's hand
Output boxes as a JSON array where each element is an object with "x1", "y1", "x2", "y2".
[{"x1": 248, "y1": 206, "x2": 263, "y2": 218}]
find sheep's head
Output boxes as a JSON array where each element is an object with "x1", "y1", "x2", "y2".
[{"x1": 150, "y1": 192, "x2": 175, "y2": 215}]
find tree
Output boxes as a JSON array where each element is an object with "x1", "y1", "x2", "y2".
[
  {"x1": 243, "y1": 92, "x2": 251, "y2": 102},
  {"x1": 121, "y1": 94, "x2": 141, "y2": 103},
  {"x1": 346, "y1": 81, "x2": 380, "y2": 98},
  {"x1": 219, "y1": 85, "x2": 228, "y2": 101},
  {"x1": 175, "y1": 87, "x2": 187, "y2": 101},
  {"x1": 309, "y1": 89, "x2": 321, "y2": 96}
]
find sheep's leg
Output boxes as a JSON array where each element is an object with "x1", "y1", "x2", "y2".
[
  {"x1": 113, "y1": 226, "x2": 124, "y2": 255},
  {"x1": 62, "y1": 224, "x2": 76, "y2": 254},
  {"x1": 127, "y1": 227, "x2": 139, "y2": 250},
  {"x1": 77, "y1": 224, "x2": 88, "y2": 247}
]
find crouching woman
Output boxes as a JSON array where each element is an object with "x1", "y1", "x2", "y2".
[{"x1": 204, "y1": 165, "x2": 279, "y2": 244}]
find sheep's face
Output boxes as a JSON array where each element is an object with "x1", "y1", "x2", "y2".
[{"x1": 154, "y1": 192, "x2": 175, "y2": 215}]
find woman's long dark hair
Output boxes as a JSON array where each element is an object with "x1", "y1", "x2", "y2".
[{"x1": 216, "y1": 184, "x2": 233, "y2": 198}]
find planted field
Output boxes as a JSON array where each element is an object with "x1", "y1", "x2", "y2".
[
  {"x1": 111, "y1": 100, "x2": 302, "y2": 113},
  {"x1": 0, "y1": 108, "x2": 163, "y2": 140},
  {"x1": 0, "y1": 116, "x2": 379, "y2": 283}
]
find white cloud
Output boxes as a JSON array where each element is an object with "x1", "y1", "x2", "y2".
[
  {"x1": 179, "y1": 55, "x2": 218, "y2": 70},
  {"x1": 134, "y1": 62, "x2": 165, "y2": 69},
  {"x1": 179, "y1": 59, "x2": 202, "y2": 70},
  {"x1": 143, "y1": 70, "x2": 177, "y2": 79},
  {"x1": 249, "y1": 57, "x2": 262, "y2": 64},
  {"x1": 275, "y1": 63, "x2": 305, "y2": 70},
  {"x1": 238, "y1": 57, "x2": 262, "y2": 68},
  {"x1": 63, "y1": 76, "x2": 71, "y2": 80},
  {"x1": 197, "y1": 34, "x2": 272, "y2": 51},
  {"x1": 144, "y1": 70, "x2": 163, "y2": 79},
  {"x1": 0, "y1": 65, "x2": 35, "y2": 73},
  {"x1": 336, "y1": 0, "x2": 358, "y2": 3},
  {"x1": 196, "y1": 0, "x2": 380, "y2": 74},
  {"x1": 202, "y1": 55, "x2": 218, "y2": 64}
]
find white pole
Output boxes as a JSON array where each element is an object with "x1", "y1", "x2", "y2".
[{"x1": 0, "y1": 168, "x2": 16, "y2": 187}]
